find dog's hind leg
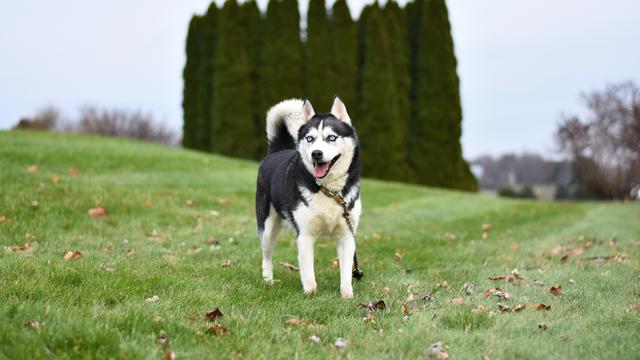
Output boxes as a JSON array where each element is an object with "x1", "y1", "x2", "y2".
[{"x1": 259, "y1": 206, "x2": 281, "y2": 283}]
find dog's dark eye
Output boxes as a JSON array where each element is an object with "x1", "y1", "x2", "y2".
[
  {"x1": 327, "y1": 135, "x2": 337, "y2": 142},
  {"x1": 305, "y1": 136, "x2": 314, "y2": 143}
]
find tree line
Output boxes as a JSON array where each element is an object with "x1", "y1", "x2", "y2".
[{"x1": 182, "y1": 0, "x2": 477, "y2": 191}]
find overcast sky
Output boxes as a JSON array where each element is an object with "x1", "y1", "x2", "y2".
[{"x1": 1, "y1": 0, "x2": 638, "y2": 158}]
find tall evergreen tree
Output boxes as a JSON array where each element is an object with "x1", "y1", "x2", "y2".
[
  {"x1": 240, "y1": 0, "x2": 266, "y2": 159},
  {"x1": 196, "y1": 4, "x2": 218, "y2": 151},
  {"x1": 182, "y1": 15, "x2": 204, "y2": 149},
  {"x1": 329, "y1": 0, "x2": 358, "y2": 112},
  {"x1": 212, "y1": 0, "x2": 255, "y2": 159},
  {"x1": 409, "y1": 0, "x2": 476, "y2": 190},
  {"x1": 384, "y1": 0, "x2": 412, "y2": 178},
  {"x1": 357, "y1": 5, "x2": 406, "y2": 180},
  {"x1": 306, "y1": 0, "x2": 333, "y2": 110},
  {"x1": 260, "y1": 0, "x2": 304, "y2": 114}
]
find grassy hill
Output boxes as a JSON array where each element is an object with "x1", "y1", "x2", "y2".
[{"x1": 1, "y1": 131, "x2": 639, "y2": 359}]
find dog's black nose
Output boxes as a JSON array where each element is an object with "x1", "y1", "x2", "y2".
[{"x1": 311, "y1": 150, "x2": 323, "y2": 160}]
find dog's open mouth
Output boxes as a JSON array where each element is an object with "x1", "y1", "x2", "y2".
[{"x1": 313, "y1": 155, "x2": 341, "y2": 179}]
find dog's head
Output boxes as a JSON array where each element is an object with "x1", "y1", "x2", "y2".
[{"x1": 297, "y1": 97, "x2": 358, "y2": 185}]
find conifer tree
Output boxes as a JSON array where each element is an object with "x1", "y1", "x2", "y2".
[
  {"x1": 409, "y1": 0, "x2": 476, "y2": 190},
  {"x1": 182, "y1": 15, "x2": 203, "y2": 149},
  {"x1": 212, "y1": 0, "x2": 255, "y2": 159},
  {"x1": 196, "y1": 4, "x2": 218, "y2": 151},
  {"x1": 260, "y1": 0, "x2": 304, "y2": 113},
  {"x1": 329, "y1": 0, "x2": 358, "y2": 112},
  {"x1": 306, "y1": 0, "x2": 333, "y2": 110},
  {"x1": 357, "y1": 5, "x2": 406, "y2": 180}
]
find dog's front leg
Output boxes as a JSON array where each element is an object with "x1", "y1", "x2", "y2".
[
  {"x1": 297, "y1": 234, "x2": 317, "y2": 293},
  {"x1": 336, "y1": 231, "x2": 355, "y2": 298}
]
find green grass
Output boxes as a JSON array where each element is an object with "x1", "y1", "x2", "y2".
[{"x1": 1, "y1": 130, "x2": 639, "y2": 359}]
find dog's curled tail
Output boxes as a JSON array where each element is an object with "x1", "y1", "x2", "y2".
[{"x1": 265, "y1": 99, "x2": 306, "y2": 154}]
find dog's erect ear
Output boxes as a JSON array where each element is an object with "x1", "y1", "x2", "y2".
[
  {"x1": 330, "y1": 96, "x2": 352, "y2": 125},
  {"x1": 302, "y1": 99, "x2": 316, "y2": 122}
]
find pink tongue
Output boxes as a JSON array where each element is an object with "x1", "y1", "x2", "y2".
[{"x1": 314, "y1": 162, "x2": 330, "y2": 177}]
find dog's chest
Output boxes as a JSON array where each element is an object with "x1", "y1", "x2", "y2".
[{"x1": 295, "y1": 189, "x2": 345, "y2": 236}]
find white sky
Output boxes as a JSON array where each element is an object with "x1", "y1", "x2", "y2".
[{"x1": 1, "y1": 0, "x2": 638, "y2": 159}]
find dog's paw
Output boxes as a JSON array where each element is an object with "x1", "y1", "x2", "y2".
[
  {"x1": 303, "y1": 281, "x2": 317, "y2": 294},
  {"x1": 340, "y1": 286, "x2": 354, "y2": 299},
  {"x1": 263, "y1": 277, "x2": 274, "y2": 285}
]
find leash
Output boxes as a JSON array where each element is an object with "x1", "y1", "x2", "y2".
[{"x1": 319, "y1": 186, "x2": 364, "y2": 280}]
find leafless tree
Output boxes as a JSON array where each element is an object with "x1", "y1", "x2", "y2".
[
  {"x1": 13, "y1": 105, "x2": 61, "y2": 131},
  {"x1": 556, "y1": 81, "x2": 640, "y2": 199}
]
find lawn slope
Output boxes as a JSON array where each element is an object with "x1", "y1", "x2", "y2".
[{"x1": 1, "y1": 131, "x2": 639, "y2": 359}]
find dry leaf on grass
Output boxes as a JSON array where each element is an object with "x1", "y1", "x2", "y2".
[
  {"x1": 463, "y1": 282, "x2": 475, "y2": 295},
  {"x1": 472, "y1": 305, "x2": 486, "y2": 314},
  {"x1": 24, "y1": 320, "x2": 42, "y2": 330},
  {"x1": 144, "y1": 199, "x2": 153, "y2": 208},
  {"x1": 510, "y1": 303, "x2": 527, "y2": 313},
  {"x1": 63, "y1": 251, "x2": 82, "y2": 260},
  {"x1": 309, "y1": 334, "x2": 321, "y2": 344},
  {"x1": 538, "y1": 322, "x2": 548, "y2": 330},
  {"x1": 147, "y1": 230, "x2": 170, "y2": 243},
  {"x1": 207, "y1": 323, "x2": 230, "y2": 335},
  {"x1": 284, "y1": 317, "x2": 304, "y2": 326},
  {"x1": 162, "y1": 351, "x2": 176, "y2": 360},
  {"x1": 51, "y1": 174, "x2": 61, "y2": 184},
  {"x1": 205, "y1": 308, "x2": 224, "y2": 322},
  {"x1": 279, "y1": 262, "x2": 299, "y2": 271},
  {"x1": 362, "y1": 313, "x2": 375, "y2": 323},
  {"x1": 127, "y1": 248, "x2": 135, "y2": 256},
  {"x1": 626, "y1": 304, "x2": 640, "y2": 312},
  {"x1": 497, "y1": 303, "x2": 511, "y2": 312},
  {"x1": 426, "y1": 341, "x2": 448, "y2": 359},
  {"x1": 145, "y1": 295, "x2": 159, "y2": 303},
  {"x1": 421, "y1": 293, "x2": 435, "y2": 302},
  {"x1": 206, "y1": 236, "x2": 219, "y2": 245},
  {"x1": 394, "y1": 249, "x2": 403, "y2": 262},
  {"x1": 221, "y1": 259, "x2": 232, "y2": 267},
  {"x1": 358, "y1": 300, "x2": 386, "y2": 312},
  {"x1": 0, "y1": 215, "x2": 6, "y2": 223},
  {"x1": 402, "y1": 304, "x2": 411, "y2": 315},
  {"x1": 8, "y1": 243, "x2": 32, "y2": 252},
  {"x1": 550, "y1": 285, "x2": 562, "y2": 297},
  {"x1": 68, "y1": 167, "x2": 79, "y2": 176},
  {"x1": 157, "y1": 331, "x2": 170, "y2": 346},
  {"x1": 488, "y1": 275, "x2": 506, "y2": 281},
  {"x1": 535, "y1": 303, "x2": 551, "y2": 311},
  {"x1": 449, "y1": 297, "x2": 464, "y2": 304},
  {"x1": 331, "y1": 258, "x2": 339, "y2": 268},
  {"x1": 88, "y1": 207, "x2": 108, "y2": 218},
  {"x1": 27, "y1": 165, "x2": 39, "y2": 173},
  {"x1": 334, "y1": 338, "x2": 349, "y2": 349},
  {"x1": 442, "y1": 232, "x2": 456, "y2": 241},
  {"x1": 218, "y1": 197, "x2": 231, "y2": 205},
  {"x1": 185, "y1": 199, "x2": 194, "y2": 207}
]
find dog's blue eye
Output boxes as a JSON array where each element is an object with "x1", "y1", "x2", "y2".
[
  {"x1": 327, "y1": 135, "x2": 337, "y2": 142},
  {"x1": 305, "y1": 136, "x2": 314, "y2": 143}
]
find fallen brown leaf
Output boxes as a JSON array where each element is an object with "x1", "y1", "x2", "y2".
[
  {"x1": 221, "y1": 259, "x2": 232, "y2": 267},
  {"x1": 489, "y1": 275, "x2": 506, "y2": 281},
  {"x1": 207, "y1": 323, "x2": 230, "y2": 335},
  {"x1": 157, "y1": 331, "x2": 170, "y2": 346},
  {"x1": 472, "y1": 304, "x2": 486, "y2": 314},
  {"x1": 68, "y1": 167, "x2": 79, "y2": 177},
  {"x1": 331, "y1": 258, "x2": 339, "y2": 268},
  {"x1": 24, "y1": 320, "x2": 41, "y2": 329},
  {"x1": 51, "y1": 174, "x2": 61, "y2": 184},
  {"x1": 402, "y1": 304, "x2": 411, "y2": 315},
  {"x1": 27, "y1": 165, "x2": 39, "y2": 173},
  {"x1": 421, "y1": 293, "x2": 435, "y2": 302},
  {"x1": 218, "y1": 197, "x2": 231, "y2": 205},
  {"x1": 8, "y1": 243, "x2": 31, "y2": 252},
  {"x1": 205, "y1": 308, "x2": 224, "y2": 322},
  {"x1": 497, "y1": 303, "x2": 511, "y2": 312},
  {"x1": 88, "y1": 207, "x2": 108, "y2": 218},
  {"x1": 127, "y1": 248, "x2": 135, "y2": 256},
  {"x1": 0, "y1": 215, "x2": 6, "y2": 223},
  {"x1": 510, "y1": 303, "x2": 526, "y2": 313},
  {"x1": 482, "y1": 223, "x2": 491, "y2": 232},
  {"x1": 144, "y1": 199, "x2": 153, "y2": 208},
  {"x1": 550, "y1": 285, "x2": 562, "y2": 297},
  {"x1": 185, "y1": 199, "x2": 194, "y2": 207},
  {"x1": 162, "y1": 351, "x2": 176, "y2": 360},
  {"x1": 463, "y1": 282, "x2": 475, "y2": 295},
  {"x1": 535, "y1": 303, "x2": 551, "y2": 311},
  {"x1": 284, "y1": 317, "x2": 304, "y2": 326},
  {"x1": 538, "y1": 322, "x2": 548, "y2": 330},
  {"x1": 484, "y1": 287, "x2": 502, "y2": 297},
  {"x1": 147, "y1": 230, "x2": 170, "y2": 243},
  {"x1": 626, "y1": 304, "x2": 640, "y2": 312},
  {"x1": 63, "y1": 251, "x2": 82, "y2": 260},
  {"x1": 394, "y1": 249, "x2": 403, "y2": 262},
  {"x1": 205, "y1": 236, "x2": 219, "y2": 245},
  {"x1": 358, "y1": 300, "x2": 386, "y2": 312},
  {"x1": 279, "y1": 261, "x2": 299, "y2": 271},
  {"x1": 450, "y1": 297, "x2": 464, "y2": 304},
  {"x1": 362, "y1": 313, "x2": 375, "y2": 323}
]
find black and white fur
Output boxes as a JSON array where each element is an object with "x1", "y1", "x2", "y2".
[{"x1": 256, "y1": 97, "x2": 361, "y2": 298}]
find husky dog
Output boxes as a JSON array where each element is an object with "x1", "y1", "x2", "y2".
[{"x1": 256, "y1": 97, "x2": 361, "y2": 298}]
